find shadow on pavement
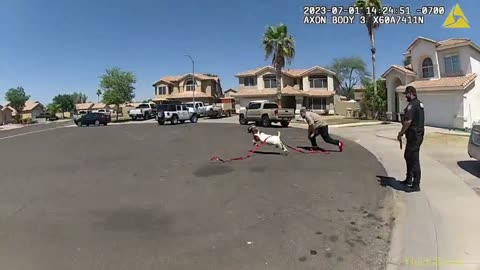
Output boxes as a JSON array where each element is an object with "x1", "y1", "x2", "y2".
[
  {"x1": 377, "y1": 175, "x2": 412, "y2": 192},
  {"x1": 296, "y1": 146, "x2": 336, "y2": 152},
  {"x1": 457, "y1": 160, "x2": 480, "y2": 178}
]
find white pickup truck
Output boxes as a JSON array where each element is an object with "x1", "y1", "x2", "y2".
[
  {"x1": 184, "y1": 101, "x2": 212, "y2": 117},
  {"x1": 129, "y1": 103, "x2": 157, "y2": 120},
  {"x1": 239, "y1": 101, "x2": 295, "y2": 127}
]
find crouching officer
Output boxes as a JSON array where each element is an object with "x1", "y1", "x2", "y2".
[{"x1": 397, "y1": 86, "x2": 425, "y2": 192}]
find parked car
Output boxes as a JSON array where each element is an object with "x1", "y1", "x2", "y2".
[
  {"x1": 129, "y1": 103, "x2": 157, "y2": 120},
  {"x1": 468, "y1": 122, "x2": 480, "y2": 160},
  {"x1": 74, "y1": 112, "x2": 111, "y2": 127},
  {"x1": 73, "y1": 110, "x2": 89, "y2": 122},
  {"x1": 238, "y1": 101, "x2": 295, "y2": 127},
  {"x1": 184, "y1": 101, "x2": 212, "y2": 117},
  {"x1": 206, "y1": 98, "x2": 235, "y2": 118},
  {"x1": 156, "y1": 104, "x2": 198, "y2": 125},
  {"x1": 92, "y1": 109, "x2": 111, "y2": 115},
  {"x1": 48, "y1": 114, "x2": 59, "y2": 121}
]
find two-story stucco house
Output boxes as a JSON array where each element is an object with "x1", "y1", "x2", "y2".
[
  {"x1": 382, "y1": 37, "x2": 480, "y2": 129},
  {"x1": 230, "y1": 66, "x2": 340, "y2": 115},
  {"x1": 152, "y1": 73, "x2": 222, "y2": 104}
]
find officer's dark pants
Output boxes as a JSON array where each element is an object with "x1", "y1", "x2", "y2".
[
  {"x1": 404, "y1": 129, "x2": 424, "y2": 187},
  {"x1": 310, "y1": 125, "x2": 339, "y2": 147}
]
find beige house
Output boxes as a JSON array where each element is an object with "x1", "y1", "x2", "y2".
[
  {"x1": 91, "y1": 102, "x2": 110, "y2": 111},
  {"x1": 75, "y1": 102, "x2": 94, "y2": 111},
  {"x1": 2, "y1": 106, "x2": 14, "y2": 124},
  {"x1": 382, "y1": 37, "x2": 480, "y2": 129},
  {"x1": 353, "y1": 85, "x2": 365, "y2": 101},
  {"x1": 152, "y1": 73, "x2": 222, "y2": 103},
  {"x1": 21, "y1": 101, "x2": 44, "y2": 119},
  {"x1": 231, "y1": 66, "x2": 340, "y2": 115},
  {"x1": 223, "y1": 88, "x2": 237, "y2": 97}
]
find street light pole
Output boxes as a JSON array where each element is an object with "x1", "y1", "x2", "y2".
[{"x1": 184, "y1": 55, "x2": 195, "y2": 111}]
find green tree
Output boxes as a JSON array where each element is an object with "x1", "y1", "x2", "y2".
[
  {"x1": 47, "y1": 103, "x2": 61, "y2": 115},
  {"x1": 262, "y1": 24, "x2": 295, "y2": 108},
  {"x1": 355, "y1": 0, "x2": 383, "y2": 95},
  {"x1": 52, "y1": 94, "x2": 75, "y2": 118},
  {"x1": 100, "y1": 67, "x2": 136, "y2": 120},
  {"x1": 5, "y1": 86, "x2": 30, "y2": 123},
  {"x1": 141, "y1": 99, "x2": 153, "y2": 103},
  {"x1": 360, "y1": 79, "x2": 387, "y2": 119},
  {"x1": 96, "y1": 89, "x2": 102, "y2": 102},
  {"x1": 70, "y1": 92, "x2": 88, "y2": 104},
  {"x1": 328, "y1": 57, "x2": 369, "y2": 99}
]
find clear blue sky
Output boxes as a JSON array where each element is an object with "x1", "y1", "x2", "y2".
[{"x1": 1, "y1": 0, "x2": 478, "y2": 105}]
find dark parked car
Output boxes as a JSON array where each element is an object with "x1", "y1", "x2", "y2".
[
  {"x1": 74, "y1": 112, "x2": 110, "y2": 127},
  {"x1": 48, "y1": 114, "x2": 59, "y2": 121},
  {"x1": 468, "y1": 122, "x2": 480, "y2": 160}
]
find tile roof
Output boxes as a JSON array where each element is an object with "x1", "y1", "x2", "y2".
[
  {"x1": 2, "y1": 106, "x2": 16, "y2": 113},
  {"x1": 167, "y1": 91, "x2": 213, "y2": 99},
  {"x1": 230, "y1": 89, "x2": 277, "y2": 97},
  {"x1": 23, "y1": 101, "x2": 43, "y2": 112},
  {"x1": 305, "y1": 90, "x2": 335, "y2": 97},
  {"x1": 154, "y1": 73, "x2": 219, "y2": 85},
  {"x1": 223, "y1": 88, "x2": 237, "y2": 93},
  {"x1": 382, "y1": 65, "x2": 417, "y2": 78},
  {"x1": 91, "y1": 102, "x2": 110, "y2": 109},
  {"x1": 437, "y1": 38, "x2": 472, "y2": 50},
  {"x1": 75, "y1": 102, "x2": 94, "y2": 110},
  {"x1": 404, "y1": 37, "x2": 480, "y2": 54},
  {"x1": 283, "y1": 69, "x2": 309, "y2": 76},
  {"x1": 396, "y1": 74, "x2": 477, "y2": 92},
  {"x1": 282, "y1": 85, "x2": 304, "y2": 96},
  {"x1": 236, "y1": 66, "x2": 336, "y2": 77},
  {"x1": 230, "y1": 87, "x2": 335, "y2": 97}
]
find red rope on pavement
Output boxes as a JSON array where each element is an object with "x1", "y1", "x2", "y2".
[{"x1": 210, "y1": 142, "x2": 268, "y2": 162}]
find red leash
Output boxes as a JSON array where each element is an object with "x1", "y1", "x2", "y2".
[
  {"x1": 210, "y1": 138, "x2": 329, "y2": 163},
  {"x1": 210, "y1": 141, "x2": 268, "y2": 162}
]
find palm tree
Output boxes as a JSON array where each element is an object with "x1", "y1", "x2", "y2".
[
  {"x1": 47, "y1": 103, "x2": 61, "y2": 118},
  {"x1": 355, "y1": 0, "x2": 382, "y2": 95},
  {"x1": 96, "y1": 89, "x2": 102, "y2": 102},
  {"x1": 262, "y1": 24, "x2": 295, "y2": 108}
]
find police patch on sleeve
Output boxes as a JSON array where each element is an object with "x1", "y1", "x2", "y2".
[
  {"x1": 420, "y1": 102, "x2": 424, "y2": 108},
  {"x1": 407, "y1": 105, "x2": 412, "y2": 110}
]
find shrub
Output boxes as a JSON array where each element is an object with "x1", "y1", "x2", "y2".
[{"x1": 360, "y1": 79, "x2": 387, "y2": 119}]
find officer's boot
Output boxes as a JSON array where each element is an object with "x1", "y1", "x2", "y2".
[{"x1": 399, "y1": 174, "x2": 413, "y2": 186}]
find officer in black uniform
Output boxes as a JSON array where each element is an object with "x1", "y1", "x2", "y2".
[{"x1": 397, "y1": 86, "x2": 425, "y2": 192}]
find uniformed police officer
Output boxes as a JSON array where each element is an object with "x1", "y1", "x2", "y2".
[{"x1": 397, "y1": 86, "x2": 425, "y2": 192}]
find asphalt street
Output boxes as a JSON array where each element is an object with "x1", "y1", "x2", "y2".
[{"x1": 0, "y1": 122, "x2": 393, "y2": 270}]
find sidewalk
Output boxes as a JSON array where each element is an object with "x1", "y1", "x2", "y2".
[{"x1": 328, "y1": 124, "x2": 480, "y2": 270}]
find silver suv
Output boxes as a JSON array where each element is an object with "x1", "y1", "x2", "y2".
[{"x1": 468, "y1": 123, "x2": 480, "y2": 160}]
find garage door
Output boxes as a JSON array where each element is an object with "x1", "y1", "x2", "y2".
[{"x1": 417, "y1": 93, "x2": 461, "y2": 128}]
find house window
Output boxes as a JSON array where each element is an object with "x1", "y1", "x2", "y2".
[
  {"x1": 158, "y1": 86, "x2": 167, "y2": 95},
  {"x1": 444, "y1": 55, "x2": 461, "y2": 75},
  {"x1": 309, "y1": 76, "x2": 328, "y2": 88},
  {"x1": 421, "y1": 57, "x2": 434, "y2": 78},
  {"x1": 263, "y1": 75, "x2": 277, "y2": 88},
  {"x1": 244, "y1": 77, "x2": 257, "y2": 86},
  {"x1": 185, "y1": 80, "x2": 195, "y2": 91},
  {"x1": 305, "y1": 97, "x2": 327, "y2": 110}
]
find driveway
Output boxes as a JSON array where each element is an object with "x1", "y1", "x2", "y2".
[{"x1": 0, "y1": 123, "x2": 393, "y2": 270}]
